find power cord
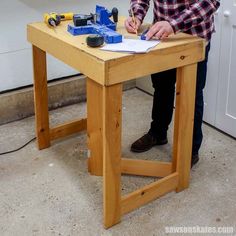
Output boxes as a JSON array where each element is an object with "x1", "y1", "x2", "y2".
[{"x1": 0, "y1": 137, "x2": 36, "y2": 155}]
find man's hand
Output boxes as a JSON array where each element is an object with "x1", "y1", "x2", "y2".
[
  {"x1": 125, "y1": 17, "x2": 141, "y2": 34},
  {"x1": 146, "y1": 21, "x2": 174, "y2": 40}
]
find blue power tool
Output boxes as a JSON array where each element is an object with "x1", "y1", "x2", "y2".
[{"x1": 67, "y1": 5, "x2": 122, "y2": 44}]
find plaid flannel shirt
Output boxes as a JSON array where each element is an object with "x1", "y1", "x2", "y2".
[{"x1": 130, "y1": 0, "x2": 220, "y2": 42}]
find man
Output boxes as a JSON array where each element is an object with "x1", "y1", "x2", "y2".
[{"x1": 125, "y1": 0, "x2": 220, "y2": 167}]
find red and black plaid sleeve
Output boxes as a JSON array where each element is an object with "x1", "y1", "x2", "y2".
[
  {"x1": 129, "y1": 0, "x2": 220, "y2": 42},
  {"x1": 168, "y1": 0, "x2": 220, "y2": 33},
  {"x1": 130, "y1": 0, "x2": 150, "y2": 23}
]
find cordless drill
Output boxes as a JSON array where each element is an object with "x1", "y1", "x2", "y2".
[{"x1": 44, "y1": 12, "x2": 74, "y2": 27}]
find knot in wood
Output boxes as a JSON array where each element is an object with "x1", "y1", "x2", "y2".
[{"x1": 116, "y1": 121, "x2": 120, "y2": 128}]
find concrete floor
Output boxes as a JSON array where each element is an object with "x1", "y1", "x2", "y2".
[{"x1": 0, "y1": 88, "x2": 236, "y2": 236}]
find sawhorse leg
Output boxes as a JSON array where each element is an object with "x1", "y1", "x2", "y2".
[
  {"x1": 87, "y1": 78, "x2": 122, "y2": 227},
  {"x1": 87, "y1": 63, "x2": 197, "y2": 228},
  {"x1": 33, "y1": 45, "x2": 50, "y2": 150},
  {"x1": 86, "y1": 65, "x2": 198, "y2": 228},
  {"x1": 103, "y1": 83, "x2": 122, "y2": 228},
  {"x1": 87, "y1": 78, "x2": 104, "y2": 176},
  {"x1": 172, "y1": 64, "x2": 198, "y2": 192},
  {"x1": 33, "y1": 45, "x2": 87, "y2": 150}
]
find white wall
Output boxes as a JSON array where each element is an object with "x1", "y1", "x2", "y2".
[{"x1": 0, "y1": 0, "x2": 153, "y2": 92}]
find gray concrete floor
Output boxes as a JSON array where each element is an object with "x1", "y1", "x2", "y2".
[{"x1": 0, "y1": 88, "x2": 236, "y2": 236}]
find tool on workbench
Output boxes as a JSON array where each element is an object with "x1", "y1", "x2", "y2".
[
  {"x1": 140, "y1": 28, "x2": 149, "y2": 40},
  {"x1": 73, "y1": 14, "x2": 95, "y2": 27},
  {"x1": 67, "y1": 5, "x2": 122, "y2": 44},
  {"x1": 140, "y1": 28, "x2": 161, "y2": 41},
  {"x1": 44, "y1": 12, "x2": 74, "y2": 27},
  {"x1": 86, "y1": 34, "x2": 104, "y2": 47}
]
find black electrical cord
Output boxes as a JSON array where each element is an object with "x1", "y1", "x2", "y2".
[{"x1": 0, "y1": 137, "x2": 36, "y2": 155}]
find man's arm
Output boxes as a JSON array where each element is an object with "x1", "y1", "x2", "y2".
[
  {"x1": 168, "y1": 0, "x2": 220, "y2": 33},
  {"x1": 130, "y1": 0, "x2": 150, "y2": 23}
]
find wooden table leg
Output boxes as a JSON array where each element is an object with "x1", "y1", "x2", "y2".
[
  {"x1": 87, "y1": 78, "x2": 103, "y2": 176},
  {"x1": 103, "y1": 83, "x2": 122, "y2": 228},
  {"x1": 172, "y1": 64, "x2": 198, "y2": 192},
  {"x1": 32, "y1": 45, "x2": 50, "y2": 150}
]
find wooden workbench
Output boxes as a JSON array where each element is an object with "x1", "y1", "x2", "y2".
[{"x1": 27, "y1": 18, "x2": 205, "y2": 228}]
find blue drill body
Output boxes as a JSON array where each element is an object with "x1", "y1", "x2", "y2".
[{"x1": 67, "y1": 5, "x2": 122, "y2": 44}]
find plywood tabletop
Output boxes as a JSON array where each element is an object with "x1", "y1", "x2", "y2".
[
  {"x1": 27, "y1": 17, "x2": 205, "y2": 85},
  {"x1": 28, "y1": 17, "x2": 204, "y2": 62}
]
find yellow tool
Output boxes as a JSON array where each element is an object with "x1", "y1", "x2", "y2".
[
  {"x1": 60, "y1": 12, "x2": 74, "y2": 21},
  {"x1": 44, "y1": 12, "x2": 74, "y2": 27}
]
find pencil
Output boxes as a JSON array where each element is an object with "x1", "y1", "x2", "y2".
[{"x1": 130, "y1": 8, "x2": 138, "y2": 35}]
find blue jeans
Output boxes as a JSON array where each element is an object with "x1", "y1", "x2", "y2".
[{"x1": 149, "y1": 42, "x2": 211, "y2": 155}]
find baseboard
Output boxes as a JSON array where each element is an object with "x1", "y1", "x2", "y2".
[{"x1": 0, "y1": 75, "x2": 136, "y2": 125}]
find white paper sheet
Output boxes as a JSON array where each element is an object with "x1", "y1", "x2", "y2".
[{"x1": 100, "y1": 39, "x2": 160, "y2": 53}]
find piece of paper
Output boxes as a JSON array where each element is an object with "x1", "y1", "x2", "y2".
[{"x1": 100, "y1": 39, "x2": 160, "y2": 53}]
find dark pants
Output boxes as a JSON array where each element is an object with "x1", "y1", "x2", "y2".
[{"x1": 149, "y1": 43, "x2": 211, "y2": 155}]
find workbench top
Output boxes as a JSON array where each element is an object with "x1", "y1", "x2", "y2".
[{"x1": 27, "y1": 17, "x2": 205, "y2": 86}]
